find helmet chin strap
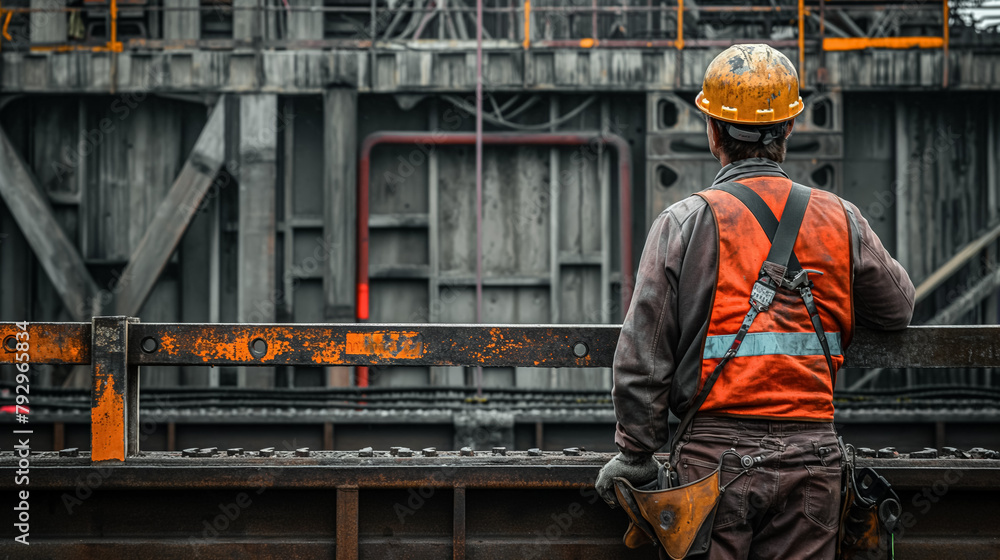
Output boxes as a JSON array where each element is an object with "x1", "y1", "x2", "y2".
[{"x1": 724, "y1": 122, "x2": 787, "y2": 146}]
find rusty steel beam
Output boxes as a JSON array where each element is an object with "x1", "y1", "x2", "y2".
[
  {"x1": 0, "y1": 322, "x2": 91, "y2": 365},
  {"x1": 6, "y1": 323, "x2": 1000, "y2": 370},
  {"x1": 10, "y1": 451, "x2": 1000, "y2": 492},
  {"x1": 126, "y1": 323, "x2": 616, "y2": 367}
]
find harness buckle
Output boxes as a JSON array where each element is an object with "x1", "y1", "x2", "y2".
[
  {"x1": 749, "y1": 280, "x2": 776, "y2": 312},
  {"x1": 782, "y1": 268, "x2": 823, "y2": 290}
]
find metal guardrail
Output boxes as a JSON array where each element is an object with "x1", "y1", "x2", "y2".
[
  {"x1": 4, "y1": 318, "x2": 1000, "y2": 461},
  {"x1": 0, "y1": 1, "x2": 957, "y2": 53}
]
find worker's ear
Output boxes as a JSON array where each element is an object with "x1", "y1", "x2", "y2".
[
  {"x1": 785, "y1": 118, "x2": 795, "y2": 138},
  {"x1": 706, "y1": 119, "x2": 721, "y2": 161}
]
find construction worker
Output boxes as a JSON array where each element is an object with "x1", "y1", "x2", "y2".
[{"x1": 596, "y1": 44, "x2": 914, "y2": 559}]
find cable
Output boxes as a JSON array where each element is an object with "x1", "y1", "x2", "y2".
[{"x1": 442, "y1": 94, "x2": 598, "y2": 131}]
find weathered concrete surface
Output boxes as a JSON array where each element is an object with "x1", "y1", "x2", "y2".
[{"x1": 3, "y1": 47, "x2": 998, "y2": 93}]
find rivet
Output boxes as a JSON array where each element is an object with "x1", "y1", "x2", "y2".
[
  {"x1": 460, "y1": 447, "x2": 474, "y2": 456},
  {"x1": 182, "y1": 447, "x2": 198, "y2": 457},
  {"x1": 422, "y1": 447, "x2": 438, "y2": 457},
  {"x1": 227, "y1": 448, "x2": 244, "y2": 456},
  {"x1": 492, "y1": 446, "x2": 507, "y2": 456},
  {"x1": 390, "y1": 446, "x2": 402, "y2": 456},
  {"x1": 358, "y1": 447, "x2": 374, "y2": 457},
  {"x1": 563, "y1": 447, "x2": 581, "y2": 456},
  {"x1": 59, "y1": 448, "x2": 79, "y2": 457},
  {"x1": 295, "y1": 448, "x2": 311, "y2": 457},
  {"x1": 572, "y1": 342, "x2": 589, "y2": 358},
  {"x1": 397, "y1": 447, "x2": 413, "y2": 457},
  {"x1": 527, "y1": 448, "x2": 542, "y2": 456},
  {"x1": 259, "y1": 447, "x2": 275, "y2": 457},
  {"x1": 249, "y1": 337, "x2": 268, "y2": 358},
  {"x1": 140, "y1": 337, "x2": 158, "y2": 353}
]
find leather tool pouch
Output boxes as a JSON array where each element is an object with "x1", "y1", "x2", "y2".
[
  {"x1": 837, "y1": 442, "x2": 901, "y2": 560},
  {"x1": 613, "y1": 456, "x2": 736, "y2": 560}
]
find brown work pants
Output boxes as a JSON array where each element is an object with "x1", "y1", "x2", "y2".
[{"x1": 671, "y1": 416, "x2": 842, "y2": 560}]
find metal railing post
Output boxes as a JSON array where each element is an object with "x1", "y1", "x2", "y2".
[
  {"x1": 677, "y1": 0, "x2": 684, "y2": 50},
  {"x1": 91, "y1": 316, "x2": 139, "y2": 462},
  {"x1": 943, "y1": 0, "x2": 949, "y2": 87},
  {"x1": 798, "y1": 0, "x2": 805, "y2": 86}
]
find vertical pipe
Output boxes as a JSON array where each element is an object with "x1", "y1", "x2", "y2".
[
  {"x1": 522, "y1": 0, "x2": 530, "y2": 49},
  {"x1": 591, "y1": 0, "x2": 597, "y2": 40},
  {"x1": 110, "y1": 0, "x2": 118, "y2": 47},
  {"x1": 475, "y1": 0, "x2": 484, "y2": 397},
  {"x1": 894, "y1": 101, "x2": 909, "y2": 270},
  {"x1": 942, "y1": 0, "x2": 949, "y2": 88},
  {"x1": 676, "y1": 0, "x2": 683, "y2": 49},
  {"x1": 798, "y1": 0, "x2": 805, "y2": 86},
  {"x1": 548, "y1": 99, "x2": 560, "y2": 391},
  {"x1": 370, "y1": 0, "x2": 377, "y2": 89}
]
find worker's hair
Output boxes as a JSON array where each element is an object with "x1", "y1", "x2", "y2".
[{"x1": 710, "y1": 118, "x2": 789, "y2": 163}]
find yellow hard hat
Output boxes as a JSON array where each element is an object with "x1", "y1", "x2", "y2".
[{"x1": 695, "y1": 44, "x2": 804, "y2": 125}]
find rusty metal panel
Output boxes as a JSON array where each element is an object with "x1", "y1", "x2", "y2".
[{"x1": 3, "y1": 452, "x2": 999, "y2": 559}]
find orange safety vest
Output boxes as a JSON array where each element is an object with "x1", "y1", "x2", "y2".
[{"x1": 694, "y1": 176, "x2": 854, "y2": 421}]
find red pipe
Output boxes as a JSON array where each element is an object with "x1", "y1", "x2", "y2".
[{"x1": 356, "y1": 131, "x2": 635, "y2": 385}]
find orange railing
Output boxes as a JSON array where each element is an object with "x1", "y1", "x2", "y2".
[{"x1": 0, "y1": 0, "x2": 969, "y2": 65}]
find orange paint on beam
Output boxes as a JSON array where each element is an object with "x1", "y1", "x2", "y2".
[
  {"x1": 91, "y1": 366, "x2": 125, "y2": 462},
  {"x1": 0, "y1": 323, "x2": 90, "y2": 365},
  {"x1": 345, "y1": 331, "x2": 425, "y2": 360},
  {"x1": 579, "y1": 38, "x2": 596, "y2": 48},
  {"x1": 188, "y1": 329, "x2": 294, "y2": 362},
  {"x1": 822, "y1": 37, "x2": 944, "y2": 52}
]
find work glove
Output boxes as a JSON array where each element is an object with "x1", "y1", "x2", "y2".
[{"x1": 595, "y1": 452, "x2": 660, "y2": 508}]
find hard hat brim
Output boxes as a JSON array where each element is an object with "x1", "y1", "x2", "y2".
[{"x1": 695, "y1": 90, "x2": 804, "y2": 126}]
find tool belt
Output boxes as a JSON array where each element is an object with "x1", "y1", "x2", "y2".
[
  {"x1": 613, "y1": 450, "x2": 754, "y2": 560},
  {"x1": 837, "y1": 439, "x2": 901, "y2": 560}
]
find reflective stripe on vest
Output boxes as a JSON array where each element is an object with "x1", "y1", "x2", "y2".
[{"x1": 703, "y1": 331, "x2": 843, "y2": 360}]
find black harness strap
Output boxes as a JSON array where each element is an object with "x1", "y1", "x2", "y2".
[
  {"x1": 712, "y1": 183, "x2": 803, "y2": 273},
  {"x1": 670, "y1": 182, "x2": 832, "y2": 454}
]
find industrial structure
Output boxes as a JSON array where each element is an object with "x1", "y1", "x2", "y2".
[{"x1": 1, "y1": 0, "x2": 1000, "y2": 557}]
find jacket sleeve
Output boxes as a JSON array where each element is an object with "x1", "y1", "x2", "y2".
[
  {"x1": 612, "y1": 211, "x2": 683, "y2": 456},
  {"x1": 844, "y1": 201, "x2": 915, "y2": 330}
]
